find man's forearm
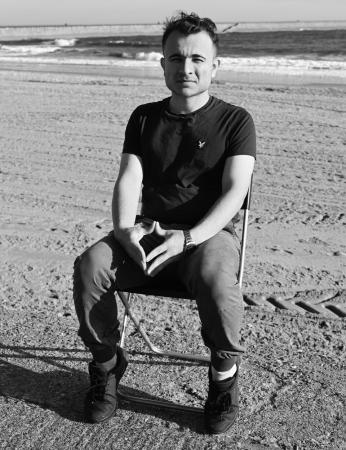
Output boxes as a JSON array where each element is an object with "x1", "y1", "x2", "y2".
[
  {"x1": 112, "y1": 153, "x2": 143, "y2": 236},
  {"x1": 112, "y1": 181, "x2": 139, "y2": 234},
  {"x1": 190, "y1": 189, "x2": 245, "y2": 245},
  {"x1": 190, "y1": 154, "x2": 254, "y2": 246}
]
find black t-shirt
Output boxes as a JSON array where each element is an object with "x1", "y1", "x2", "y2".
[{"x1": 123, "y1": 96, "x2": 256, "y2": 225}]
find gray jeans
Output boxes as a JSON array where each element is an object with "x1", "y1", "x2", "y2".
[{"x1": 73, "y1": 221, "x2": 244, "y2": 366}]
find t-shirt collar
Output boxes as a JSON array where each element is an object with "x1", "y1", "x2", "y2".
[{"x1": 163, "y1": 96, "x2": 214, "y2": 120}]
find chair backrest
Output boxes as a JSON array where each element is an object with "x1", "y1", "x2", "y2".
[
  {"x1": 241, "y1": 176, "x2": 252, "y2": 211},
  {"x1": 237, "y1": 176, "x2": 253, "y2": 288}
]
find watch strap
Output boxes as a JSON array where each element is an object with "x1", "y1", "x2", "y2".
[{"x1": 183, "y1": 229, "x2": 196, "y2": 252}]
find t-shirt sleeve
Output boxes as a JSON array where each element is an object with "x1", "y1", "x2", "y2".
[
  {"x1": 226, "y1": 108, "x2": 256, "y2": 159},
  {"x1": 122, "y1": 107, "x2": 142, "y2": 156}
]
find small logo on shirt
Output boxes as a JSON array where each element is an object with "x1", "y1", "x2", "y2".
[{"x1": 197, "y1": 140, "x2": 206, "y2": 149}]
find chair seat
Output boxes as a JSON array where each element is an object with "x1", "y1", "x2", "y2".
[{"x1": 119, "y1": 284, "x2": 193, "y2": 300}]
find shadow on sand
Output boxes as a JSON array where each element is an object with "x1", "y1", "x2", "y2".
[{"x1": 0, "y1": 343, "x2": 206, "y2": 433}]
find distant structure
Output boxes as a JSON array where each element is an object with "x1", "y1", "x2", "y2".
[{"x1": 222, "y1": 22, "x2": 239, "y2": 33}]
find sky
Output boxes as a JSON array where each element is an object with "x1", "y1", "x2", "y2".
[{"x1": 1, "y1": 0, "x2": 346, "y2": 26}]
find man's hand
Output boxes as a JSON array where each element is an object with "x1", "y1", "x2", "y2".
[
  {"x1": 115, "y1": 220, "x2": 155, "y2": 272},
  {"x1": 146, "y1": 222, "x2": 185, "y2": 277}
]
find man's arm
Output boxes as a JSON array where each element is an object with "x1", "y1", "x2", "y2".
[
  {"x1": 113, "y1": 153, "x2": 154, "y2": 271},
  {"x1": 146, "y1": 154, "x2": 255, "y2": 276},
  {"x1": 190, "y1": 154, "x2": 254, "y2": 245},
  {"x1": 112, "y1": 153, "x2": 143, "y2": 232}
]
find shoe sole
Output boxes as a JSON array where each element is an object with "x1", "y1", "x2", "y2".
[{"x1": 204, "y1": 408, "x2": 239, "y2": 435}]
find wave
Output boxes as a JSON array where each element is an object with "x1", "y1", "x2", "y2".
[
  {"x1": 0, "y1": 44, "x2": 60, "y2": 56},
  {"x1": 219, "y1": 56, "x2": 346, "y2": 74},
  {"x1": 0, "y1": 43, "x2": 163, "y2": 60},
  {"x1": 0, "y1": 55, "x2": 161, "y2": 67},
  {"x1": 54, "y1": 38, "x2": 77, "y2": 47},
  {"x1": 0, "y1": 38, "x2": 78, "y2": 56},
  {"x1": 109, "y1": 51, "x2": 162, "y2": 61},
  {"x1": 135, "y1": 51, "x2": 162, "y2": 61}
]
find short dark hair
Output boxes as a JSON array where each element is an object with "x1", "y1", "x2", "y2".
[{"x1": 162, "y1": 11, "x2": 219, "y2": 53}]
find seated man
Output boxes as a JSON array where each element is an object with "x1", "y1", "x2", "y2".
[{"x1": 73, "y1": 12, "x2": 255, "y2": 434}]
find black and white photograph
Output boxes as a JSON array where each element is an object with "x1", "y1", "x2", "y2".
[{"x1": 0, "y1": 0, "x2": 345, "y2": 448}]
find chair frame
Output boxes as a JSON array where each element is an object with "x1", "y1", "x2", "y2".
[{"x1": 117, "y1": 179, "x2": 252, "y2": 413}]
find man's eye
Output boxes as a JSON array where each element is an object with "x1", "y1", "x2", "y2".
[{"x1": 193, "y1": 58, "x2": 204, "y2": 63}]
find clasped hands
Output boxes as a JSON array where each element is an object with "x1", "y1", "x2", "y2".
[{"x1": 116, "y1": 220, "x2": 185, "y2": 277}]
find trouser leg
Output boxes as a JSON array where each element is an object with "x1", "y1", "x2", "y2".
[
  {"x1": 73, "y1": 232, "x2": 151, "y2": 363},
  {"x1": 179, "y1": 229, "x2": 244, "y2": 367}
]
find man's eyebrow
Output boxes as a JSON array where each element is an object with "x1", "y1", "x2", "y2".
[
  {"x1": 167, "y1": 53, "x2": 206, "y2": 59},
  {"x1": 191, "y1": 53, "x2": 206, "y2": 59},
  {"x1": 167, "y1": 53, "x2": 182, "y2": 59}
]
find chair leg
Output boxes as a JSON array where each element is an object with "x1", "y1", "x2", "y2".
[
  {"x1": 238, "y1": 208, "x2": 249, "y2": 289},
  {"x1": 117, "y1": 387, "x2": 204, "y2": 414},
  {"x1": 119, "y1": 295, "x2": 131, "y2": 348},
  {"x1": 117, "y1": 290, "x2": 209, "y2": 363}
]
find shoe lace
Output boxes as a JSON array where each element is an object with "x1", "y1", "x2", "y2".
[{"x1": 87, "y1": 373, "x2": 107, "y2": 402}]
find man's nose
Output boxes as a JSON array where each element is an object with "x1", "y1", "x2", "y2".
[{"x1": 180, "y1": 58, "x2": 193, "y2": 75}]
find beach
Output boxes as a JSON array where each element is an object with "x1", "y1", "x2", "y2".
[{"x1": 0, "y1": 58, "x2": 345, "y2": 448}]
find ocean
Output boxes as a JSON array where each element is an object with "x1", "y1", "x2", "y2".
[{"x1": 1, "y1": 21, "x2": 346, "y2": 83}]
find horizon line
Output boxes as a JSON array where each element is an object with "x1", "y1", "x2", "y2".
[{"x1": 1, "y1": 19, "x2": 346, "y2": 28}]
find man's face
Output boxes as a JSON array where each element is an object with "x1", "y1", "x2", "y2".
[{"x1": 161, "y1": 31, "x2": 219, "y2": 100}]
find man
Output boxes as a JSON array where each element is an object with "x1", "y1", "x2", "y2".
[{"x1": 73, "y1": 12, "x2": 255, "y2": 434}]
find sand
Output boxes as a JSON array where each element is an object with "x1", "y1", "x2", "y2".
[{"x1": 0, "y1": 62, "x2": 345, "y2": 449}]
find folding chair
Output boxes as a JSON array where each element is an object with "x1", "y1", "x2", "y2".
[{"x1": 117, "y1": 178, "x2": 253, "y2": 413}]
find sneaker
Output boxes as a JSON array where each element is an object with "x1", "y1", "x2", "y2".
[
  {"x1": 85, "y1": 346, "x2": 128, "y2": 423},
  {"x1": 204, "y1": 362, "x2": 240, "y2": 434}
]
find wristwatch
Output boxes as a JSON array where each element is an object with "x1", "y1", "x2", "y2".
[{"x1": 183, "y1": 230, "x2": 196, "y2": 252}]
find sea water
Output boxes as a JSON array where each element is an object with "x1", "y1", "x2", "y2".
[{"x1": 0, "y1": 21, "x2": 345, "y2": 83}]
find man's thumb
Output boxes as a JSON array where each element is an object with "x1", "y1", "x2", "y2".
[{"x1": 154, "y1": 222, "x2": 166, "y2": 236}]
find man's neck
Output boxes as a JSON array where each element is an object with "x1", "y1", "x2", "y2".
[{"x1": 169, "y1": 92, "x2": 210, "y2": 115}]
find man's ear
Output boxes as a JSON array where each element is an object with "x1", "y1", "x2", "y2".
[
  {"x1": 160, "y1": 57, "x2": 165, "y2": 71},
  {"x1": 211, "y1": 58, "x2": 220, "y2": 78}
]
